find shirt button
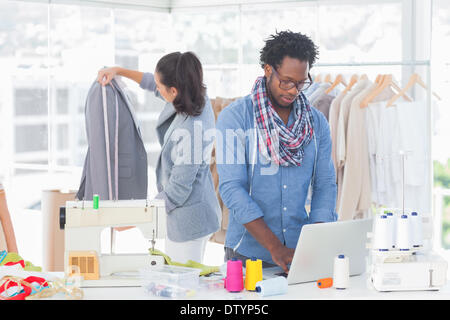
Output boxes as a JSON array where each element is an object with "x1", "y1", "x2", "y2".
[
  {"x1": 283, "y1": 185, "x2": 287, "y2": 189},
  {"x1": 283, "y1": 207, "x2": 287, "y2": 211},
  {"x1": 283, "y1": 229, "x2": 286, "y2": 233}
]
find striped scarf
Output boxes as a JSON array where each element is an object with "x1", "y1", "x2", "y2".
[{"x1": 251, "y1": 76, "x2": 314, "y2": 166}]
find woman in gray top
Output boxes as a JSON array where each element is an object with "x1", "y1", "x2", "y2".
[{"x1": 97, "y1": 52, "x2": 220, "y2": 264}]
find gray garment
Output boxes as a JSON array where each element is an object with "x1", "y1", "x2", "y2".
[
  {"x1": 311, "y1": 93, "x2": 334, "y2": 121},
  {"x1": 140, "y1": 73, "x2": 221, "y2": 242},
  {"x1": 77, "y1": 79, "x2": 148, "y2": 201}
]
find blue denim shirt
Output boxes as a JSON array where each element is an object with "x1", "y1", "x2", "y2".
[{"x1": 216, "y1": 95, "x2": 337, "y2": 264}]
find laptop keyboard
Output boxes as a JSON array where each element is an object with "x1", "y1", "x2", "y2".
[{"x1": 275, "y1": 272, "x2": 288, "y2": 278}]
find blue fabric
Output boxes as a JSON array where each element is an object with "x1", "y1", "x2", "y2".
[{"x1": 216, "y1": 95, "x2": 337, "y2": 265}]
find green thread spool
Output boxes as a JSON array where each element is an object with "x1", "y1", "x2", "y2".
[{"x1": 93, "y1": 194, "x2": 99, "y2": 211}]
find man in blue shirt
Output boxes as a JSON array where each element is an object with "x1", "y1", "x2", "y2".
[{"x1": 216, "y1": 31, "x2": 337, "y2": 273}]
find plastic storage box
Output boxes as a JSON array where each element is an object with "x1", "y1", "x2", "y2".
[{"x1": 139, "y1": 265, "x2": 200, "y2": 298}]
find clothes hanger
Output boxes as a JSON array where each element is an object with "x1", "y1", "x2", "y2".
[
  {"x1": 386, "y1": 73, "x2": 441, "y2": 107},
  {"x1": 372, "y1": 74, "x2": 412, "y2": 102},
  {"x1": 323, "y1": 74, "x2": 332, "y2": 84},
  {"x1": 358, "y1": 74, "x2": 385, "y2": 108},
  {"x1": 374, "y1": 74, "x2": 383, "y2": 84},
  {"x1": 360, "y1": 74, "x2": 393, "y2": 108},
  {"x1": 344, "y1": 74, "x2": 359, "y2": 91},
  {"x1": 390, "y1": 78, "x2": 413, "y2": 102},
  {"x1": 324, "y1": 74, "x2": 348, "y2": 94},
  {"x1": 359, "y1": 74, "x2": 413, "y2": 108}
]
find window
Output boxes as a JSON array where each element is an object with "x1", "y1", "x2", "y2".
[
  {"x1": 172, "y1": 9, "x2": 240, "y2": 98},
  {"x1": 317, "y1": 3, "x2": 402, "y2": 63}
]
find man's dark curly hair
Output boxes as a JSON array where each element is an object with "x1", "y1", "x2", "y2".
[{"x1": 259, "y1": 30, "x2": 319, "y2": 69}]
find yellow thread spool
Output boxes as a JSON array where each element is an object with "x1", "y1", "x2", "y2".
[{"x1": 245, "y1": 257, "x2": 263, "y2": 291}]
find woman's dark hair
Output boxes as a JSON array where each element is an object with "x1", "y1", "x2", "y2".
[
  {"x1": 156, "y1": 51, "x2": 206, "y2": 116},
  {"x1": 259, "y1": 30, "x2": 319, "y2": 69}
]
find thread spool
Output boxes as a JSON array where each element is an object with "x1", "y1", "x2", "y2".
[
  {"x1": 373, "y1": 214, "x2": 391, "y2": 251},
  {"x1": 395, "y1": 214, "x2": 412, "y2": 251},
  {"x1": 317, "y1": 277, "x2": 333, "y2": 289},
  {"x1": 224, "y1": 258, "x2": 244, "y2": 293},
  {"x1": 93, "y1": 194, "x2": 99, "y2": 213},
  {"x1": 385, "y1": 212, "x2": 396, "y2": 249},
  {"x1": 333, "y1": 254, "x2": 349, "y2": 290},
  {"x1": 255, "y1": 276, "x2": 288, "y2": 297},
  {"x1": 244, "y1": 257, "x2": 263, "y2": 291},
  {"x1": 410, "y1": 212, "x2": 423, "y2": 248}
]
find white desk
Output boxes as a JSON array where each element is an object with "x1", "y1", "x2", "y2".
[{"x1": 46, "y1": 273, "x2": 450, "y2": 300}]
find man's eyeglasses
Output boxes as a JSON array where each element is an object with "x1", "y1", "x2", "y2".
[{"x1": 271, "y1": 66, "x2": 313, "y2": 93}]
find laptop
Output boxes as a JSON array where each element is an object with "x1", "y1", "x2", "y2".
[{"x1": 264, "y1": 218, "x2": 373, "y2": 285}]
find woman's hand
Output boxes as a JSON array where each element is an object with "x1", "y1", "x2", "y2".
[{"x1": 97, "y1": 66, "x2": 121, "y2": 86}]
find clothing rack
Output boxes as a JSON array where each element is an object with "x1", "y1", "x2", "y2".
[{"x1": 311, "y1": 59, "x2": 435, "y2": 219}]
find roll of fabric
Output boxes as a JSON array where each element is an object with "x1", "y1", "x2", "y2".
[{"x1": 42, "y1": 190, "x2": 76, "y2": 272}]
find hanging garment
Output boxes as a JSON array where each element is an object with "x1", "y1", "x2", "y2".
[
  {"x1": 76, "y1": 78, "x2": 148, "y2": 201},
  {"x1": 335, "y1": 79, "x2": 371, "y2": 211},
  {"x1": 308, "y1": 83, "x2": 330, "y2": 105},
  {"x1": 390, "y1": 100, "x2": 432, "y2": 214},
  {"x1": 365, "y1": 101, "x2": 383, "y2": 207},
  {"x1": 338, "y1": 83, "x2": 396, "y2": 220},
  {"x1": 367, "y1": 97, "x2": 433, "y2": 214},
  {"x1": 375, "y1": 100, "x2": 401, "y2": 208},
  {"x1": 311, "y1": 92, "x2": 335, "y2": 121},
  {"x1": 337, "y1": 80, "x2": 374, "y2": 220},
  {"x1": 209, "y1": 97, "x2": 239, "y2": 245},
  {"x1": 307, "y1": 82, "x2": 343, "y2": 121},
  {"x1": 329, "y1": 89, "x2": 348, "y2": 177}
]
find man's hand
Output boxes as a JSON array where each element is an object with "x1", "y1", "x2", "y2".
[
  {"x1": 269, "y1": 243, "x2": 295, "y2": 273},
  {"x1": 243, "y1": 217, "x2": 294, "y2": 273}
]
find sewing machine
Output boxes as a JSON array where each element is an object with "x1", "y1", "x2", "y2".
[
  {"x1": 62, "y1": 199, "x2": 166, "y2": 287},
  {"x1": 370, "y1": 249, "x2": 447, "y2": 292},
  {"x1": 368, "y1": 211, "x2": 448, "y2": 292}
]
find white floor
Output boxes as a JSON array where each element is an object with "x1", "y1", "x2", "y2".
[{"x1": 11, "y1": 209, "x2": 226, "y2": 271}]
